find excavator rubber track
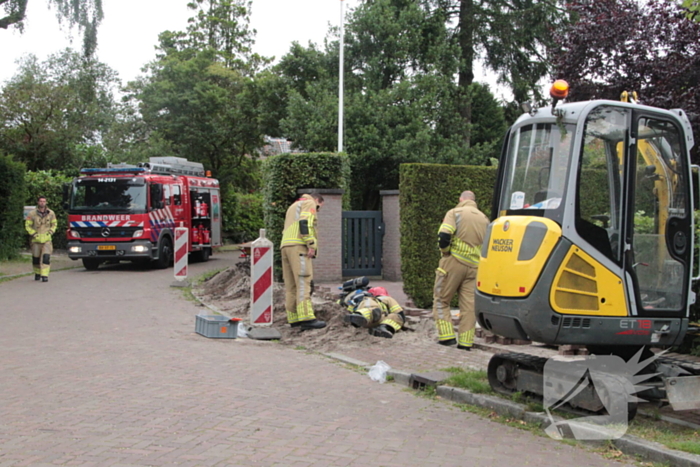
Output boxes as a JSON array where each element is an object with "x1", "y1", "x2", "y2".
[
  {"x1": 487, "y1": 352, "x2": 640, "y2": 419},
  {"x1": 487, "y1": 352, "x2": 548, "y2": 397}
]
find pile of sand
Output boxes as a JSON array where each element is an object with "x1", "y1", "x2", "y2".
[{"x1": 193, "y1": 262, "x2": 438, "y2": 352}]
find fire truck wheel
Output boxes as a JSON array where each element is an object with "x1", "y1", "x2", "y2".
[
  {"x1": 154, "y1": 237, "x2": 174, "y2": 269},
  {"x1": 82, "y1": 258, "x2": 101, "y2": 271},
  {"x1": 195, "y1": 248, "x2": 210, "y2": 263}
]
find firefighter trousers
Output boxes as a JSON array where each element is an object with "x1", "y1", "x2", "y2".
[
  {"x1": 432, "y1": 254, "x2": 477, "y2": 347},
  {"x1": 353, "y1": 308, "x2": 405, "y2": 333},
  {"x1": 281, "y1": 244, "x2": 316, "y2": 324},
  {"x1": 31, "y1": 241, "x2": 53, "y2": 278}
]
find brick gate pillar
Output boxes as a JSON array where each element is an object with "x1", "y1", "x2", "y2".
[
  {"x1": 299, "y1": 188, "x2": 344, "y2": 282},
  {"x1": 380, "y1": 190, "x2": 401, "y2": 281}
]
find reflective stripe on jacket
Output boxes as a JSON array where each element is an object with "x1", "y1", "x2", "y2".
[
  {"x1": 438, "y1": 200, "x2": 489, "y2": 266},
  {"x1": 25, "y1": 208, "x2": 57, "y2": 244},
  {"x1": 281, "y1": 194, "x2": 319, "y2": 251},
  {"x1": 355, "y1": 295, "x2": 403, "y2": 317}
]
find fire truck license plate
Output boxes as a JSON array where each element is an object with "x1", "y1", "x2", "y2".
[{"x1": 97, "y1": 245, "x2": 116, "y2": 251}]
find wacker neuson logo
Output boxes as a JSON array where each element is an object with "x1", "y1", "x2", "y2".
[{"x1": 542, "y1": 348, "x2": 661, "y2": 440}]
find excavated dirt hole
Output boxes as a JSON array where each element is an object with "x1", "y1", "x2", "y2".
[{"x1": 194, "y1": 262, "x2": 439, "y2": 352}]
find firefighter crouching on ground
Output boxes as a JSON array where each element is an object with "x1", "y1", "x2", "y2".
[
  {"x1": 433, "y1": 190, "x2": 489, "y2": 350},
  {"x1": 343, "y1": 286, "x2": 405, "y2": 338},
  {"x1": 25, "y1": 196, "x2": 58, "y2": 283},
  {"x1": 280, "y1": 193, "x2": 327, "y2": 330}
]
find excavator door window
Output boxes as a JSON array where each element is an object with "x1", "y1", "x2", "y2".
[{"x1": 631, "y1": 116, "x2": 689, "y2": 312}]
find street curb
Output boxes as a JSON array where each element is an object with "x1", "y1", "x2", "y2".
[
  {"x1": 324, "y1": 353, "x2": 368, "y2": 368},
  {"x1": 322, "y1": 352, "x2": 700, "y2": 467}
]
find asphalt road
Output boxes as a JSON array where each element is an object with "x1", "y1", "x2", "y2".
[{"x1": 0, "y1": 252, "x2": 634, "y2": 466}]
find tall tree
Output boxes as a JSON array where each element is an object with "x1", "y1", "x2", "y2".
[
  {"x1": 0, "y1": 49, "x2": 119, "y2": 171},
  {"x1": 130, "y1": 0, "x2": 267, "y2": 191},
  {"x1": 682, "y1": 0, "x2": 700, "y2": 21},
  {"x1": 552, "y1": 0, "x2": 700, "y2": 157},
  {"x1": 469, "y1": 82, "x2": 507, "y2": 146},
  {"x1": 1, "y1": 0, "x2": 103, "y2": 56},
  {"x1": 277, "y1": 0, "x2": 506, "y2": 209},
  {"x1": 134, "y1": 49, "x2": 263, "y2": 187},
  {"x1": 432, "y1": 0, "x2": 565, "y2": 147},
  {"x1": 156, "y1": 0, "x2": 269, "y2": 74}
]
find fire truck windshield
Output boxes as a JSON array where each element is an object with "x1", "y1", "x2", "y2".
[{"x1": 70, "y1": 178, "x2": 147, "y2": 214}]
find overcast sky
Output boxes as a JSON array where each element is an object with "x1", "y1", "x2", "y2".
[
  {"x1": 0, "y1": 0, "x2": 361, "y2": 85},
  {"x1": 0, "y1": 0, "x2": 510, "y2": 98}
]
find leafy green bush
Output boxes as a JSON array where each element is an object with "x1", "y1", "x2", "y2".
[
  {"x1": 0, "y1": 154, "x2": 28, "y2": 260},
  {"x1": 24, "y1": 170, "x2": 73, "y2": 250}
]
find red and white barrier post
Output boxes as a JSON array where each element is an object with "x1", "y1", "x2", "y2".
[
  {"x1": 251, "y1": 228, "x2": 273, "y2": 326},
  {"x1": 174, "y1": 225, "x2": 189, "y2": 281}
]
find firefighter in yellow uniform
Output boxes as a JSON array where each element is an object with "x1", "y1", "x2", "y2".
[
  {"x1": 25, "y1": 196, "x2": 58, "y2": 282},
  {"x1": 281, "y1": 193, "x2": 326, "y2": 330},
  {"x1": 343, "y1": 286, "x2": 405, "y2": 338},
  {"x1": 433, "y1": 191, "x2": 489, "y2": 350}
]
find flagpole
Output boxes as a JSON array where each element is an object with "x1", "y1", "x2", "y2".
[{"x1": 338, "y1": 0, "x2": 345, "y2": 153}]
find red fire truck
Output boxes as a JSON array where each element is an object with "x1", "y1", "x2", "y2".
[{"x1": 65, "y1": 157, "x2": 222, "y2": 270}]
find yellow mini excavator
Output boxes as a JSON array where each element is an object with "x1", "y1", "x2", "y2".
[{"x1": 476, "y1": 80, "x2": 700, "y2": 417}]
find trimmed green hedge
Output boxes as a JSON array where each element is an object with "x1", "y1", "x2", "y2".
[
  {"x1": 24, "y1": 171, "x2": 73, "y2": 250},
  {"x1": 0, "y1": 155, "x2": 28, "y2": 260},
  {"x1": 262, "y1": 153, "x2": 350, "y2": 277},
  {"x1": 400, "y1": 164, "x2": 497, "y2": 308}
]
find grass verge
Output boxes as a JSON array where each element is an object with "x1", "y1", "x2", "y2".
[
  {"x1": 182, "y1": 267, "x2": 227, "y2": 303},
  {"x1": 433, "y1": 366, "x2": 700, "y2": 457},
  {"x1": 627, "y1": 416, "x2": 700, "y2": 455},
  {"x1": 441, "y1": 367, "x2": 493, "y2": 394}
]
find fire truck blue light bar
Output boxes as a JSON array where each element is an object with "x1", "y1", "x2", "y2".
[{"x1": 80, "y1": 167, "x2": 147, "y2": 174}]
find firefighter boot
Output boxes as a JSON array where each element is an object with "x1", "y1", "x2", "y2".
[
  {"x1": 438, "y1": 338, "x2": 457, "y2": 346},
  {"x1": 300, "y1": 319, "x2": 326, "y2": 330},
  {"x1": 41, "y1": 277, "x2": 48, "y2": 282},
  {"x1": 344, "y1": 313, "x2": 368, "y2": 328},
  {"x1": 34, "y1": 274, "x2": 41, "y2": 281},
  {"x1": 368, "y1": 324, "x2": 394, "y2": 339}
]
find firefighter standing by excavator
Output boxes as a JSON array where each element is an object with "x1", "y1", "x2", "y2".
[
  {"x1": 281, "y1": 193, "x2": 327, "y2": 330},
  {"x1": 433, "y1": 191, "x2": 489, "y2": 349},
  {"x1": 25, "y1": 196, "x2": 58, "y2": 282},
  {"x1": 343, "y1": 286, "x2": 406, "y2": 338}
]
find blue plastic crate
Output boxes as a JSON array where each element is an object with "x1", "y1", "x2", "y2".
[{"x1": 195, "y1": 315, "x2": 240, "y2": 339}]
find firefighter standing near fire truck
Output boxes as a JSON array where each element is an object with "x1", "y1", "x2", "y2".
[
  {"x1": 25, "y1": 196, "x2": 57, "y2": 282},
  {"x1": 281, "y1": 193, "x2": 326, "y2": 330},
  {"x1": 433, "y1": 191, "x2": 489, "y2": 349}
]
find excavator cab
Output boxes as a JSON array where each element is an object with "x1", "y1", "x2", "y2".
[{"x1": 476, "y1": 81, "x2": 700, "y2": 412}]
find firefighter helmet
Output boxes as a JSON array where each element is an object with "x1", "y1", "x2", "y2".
[{"x1": 368, "y1": 286, "x2": 388, "y2": 297}]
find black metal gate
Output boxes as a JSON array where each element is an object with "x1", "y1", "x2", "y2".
[{"x1": 342, "y1": 211, "x2": 384, "y2": 276}]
